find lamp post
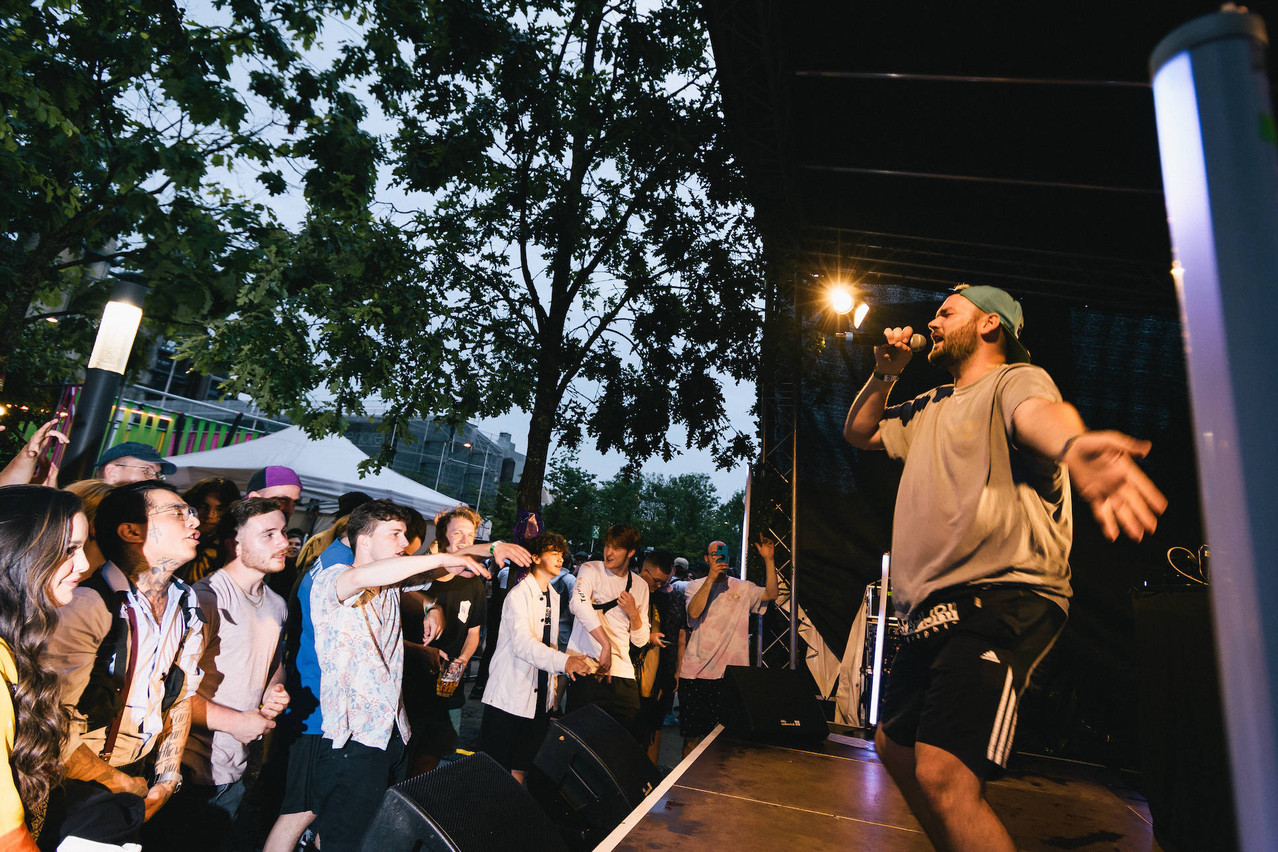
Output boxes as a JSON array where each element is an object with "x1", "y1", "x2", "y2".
[{"x1": 59, "y1": 273, "x2": 148, "y2": 485}]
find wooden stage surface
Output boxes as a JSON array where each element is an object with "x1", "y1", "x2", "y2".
[{"x1": 598, "y1": 725, "x2": 1158, "y2": 851}]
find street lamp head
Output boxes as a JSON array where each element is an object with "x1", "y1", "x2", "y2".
[{"x1": 87, "y1": 275, "x2": 149, "y2": 376}]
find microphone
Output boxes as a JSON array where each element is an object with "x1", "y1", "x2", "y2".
[{"x1": 838, "y1": 331, "x2": 928, "y2": 352}]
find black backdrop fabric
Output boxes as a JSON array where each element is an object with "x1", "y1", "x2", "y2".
[{"x1": 791, "y1": 283, "x2": 1206, "y2": 767}]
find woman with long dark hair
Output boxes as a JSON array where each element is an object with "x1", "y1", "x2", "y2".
[
  {"x1": 181, "y1": 477, "x2": 241, "y2": 583},
  {"x1": 0, "y1": 485, "x2": 89, "y2": 850}
]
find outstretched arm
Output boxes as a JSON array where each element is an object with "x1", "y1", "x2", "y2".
[
  {"x1": 1012, "y1": 398, "x2": 1167, "y2": 542},
  {"x1": 335, "y1": 552, "x2": 485, "y2": 602},
  {"x1": 754, "y1": 538, "x2": 780, "y2": 602}
]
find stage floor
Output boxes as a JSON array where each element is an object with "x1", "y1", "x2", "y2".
[{"x1": 600, "y1": 726, "x2": 1158, "y2": 851}]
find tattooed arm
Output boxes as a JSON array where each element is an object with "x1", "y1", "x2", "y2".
[
  {"x1": 142, "y1": 697, "x2": 191, "y2": 820},
  {"x1": 63, "y1": 743, "x2": 148, "y2": 797}
]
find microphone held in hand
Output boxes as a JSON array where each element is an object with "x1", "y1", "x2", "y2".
[{"x1": 842, "y1": 331, "x2": 928, "y2": 351}]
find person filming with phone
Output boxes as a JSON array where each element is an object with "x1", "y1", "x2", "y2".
[{"x1": 678, "y1": 539, "x2": 778, "y2": 756}]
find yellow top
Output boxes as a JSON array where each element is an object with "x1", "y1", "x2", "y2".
[{"x1": 1, "y1": 637, "x2": 25, "y2": 836}]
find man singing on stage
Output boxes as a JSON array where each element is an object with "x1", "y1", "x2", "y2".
[{"x1": 843, "y1": 285, "x2": 1166, "y2": 852}]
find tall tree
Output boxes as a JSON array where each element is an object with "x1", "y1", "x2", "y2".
[
  {"x1": 190, "y1": 0, "x2": 764, "y2": 509},
  {"x1": 541, "y1": 453, "x2": 600, "y2": 550},
  {"x1": 0, "y1": 0, "x2": 365, "y2": 394}
]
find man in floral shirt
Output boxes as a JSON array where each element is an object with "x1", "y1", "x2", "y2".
[{"x1": 308, "y1": 500, "x2": 482, "y2": 851}]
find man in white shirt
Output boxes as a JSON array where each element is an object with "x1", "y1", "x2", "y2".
[
  {"x1": 480, "y1": 532, "x2": 592, "y2": 780},
  {"x1": 566, "y1": 524, "x2": 650, "y2": 739}
]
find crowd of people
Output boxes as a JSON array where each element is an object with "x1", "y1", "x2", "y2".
[{"x1": 0, "y1": 427, "x2": 777, "y2": 851}]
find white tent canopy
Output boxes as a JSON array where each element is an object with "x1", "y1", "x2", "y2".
[{"x1": 164, "y1": 425, "x2": 461, "y2": 517}]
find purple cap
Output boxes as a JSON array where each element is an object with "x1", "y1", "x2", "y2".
[{"x1": 247, "y1": 465, "x2": 301, "y2": 492}]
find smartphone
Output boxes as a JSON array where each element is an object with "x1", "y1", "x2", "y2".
[{"x1": 712, "y1": 543, "x2": 730, "y2": 582}]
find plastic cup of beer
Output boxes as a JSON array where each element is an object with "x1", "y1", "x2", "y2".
[{"x1": 437, "y1": 658, "x2": 465, "y2": 697}]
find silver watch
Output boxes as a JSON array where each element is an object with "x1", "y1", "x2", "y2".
[{"x1": 153, "y1": 771, "x2": 183, "y2": 793}]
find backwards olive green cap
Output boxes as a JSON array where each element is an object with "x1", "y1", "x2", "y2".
[{"x1": 954, "y1": 284, "x2": 1031, "y2": 364}]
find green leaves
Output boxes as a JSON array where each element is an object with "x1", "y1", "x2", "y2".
[
  {"x1": 541, "y1": 452, "x2": 743, "y2": 556},
  {"x1": 0, "y1": 0, "x2": 351, "y2": 386}
]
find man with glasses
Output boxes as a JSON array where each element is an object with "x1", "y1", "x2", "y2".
[
  {"x1": 633, "y1": 549, "x2": 683, "y2": 763},
  {"x1": 47, "y1": 481, "x2": 207, "y2": 826},
  {"x1": 95, "y1": 441, "x2": 176, "y2": 485}
]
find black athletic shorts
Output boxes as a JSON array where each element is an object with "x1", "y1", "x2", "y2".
[
  {"x1": 678, "y1": 677, "x2": 724, "y2": 739},
  {"x1": 279, "y1": 732, "x2": 325, "y2": 816},
  {"x1": 879, "y1": 585, "x2": 1066, "y2": 779}
]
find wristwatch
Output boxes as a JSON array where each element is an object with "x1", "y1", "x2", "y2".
[{"x1": 153, "y1": 771, "x2": 183, "y2": 793}]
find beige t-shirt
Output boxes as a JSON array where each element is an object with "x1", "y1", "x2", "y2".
[
  {"x1": 184, "y1": 570, "x2": 286, "y2": 785},
  {"x1": 879, "y1": 364, "x2": 1072, "y2": 620}
]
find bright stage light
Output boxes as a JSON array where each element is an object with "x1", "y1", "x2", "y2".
[{"x1": 829, "y1": 287, "x2": 854, "y2": 315}]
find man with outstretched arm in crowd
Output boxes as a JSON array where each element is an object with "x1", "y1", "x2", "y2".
[
  {"x1": 304, "y1": 499, "x2": 485, "y2": 851},
  {"x1": 843, "y1": 284, "x2": 1167, "y2": 852},
  {"x1": 402, "y1": 506, "x2": 530, "y2": 775},
  {"x1": 678, "y1": 539, "x2": 778, "y2": 757},
  {"x1": 45, "y1": 481, "x2": 206, "y2": 828},
  {"x1": 146, "y1": 497, "x2": 292, "y2": 850},
  {"x1": 566, "y1": 524, "x2": 650, "y2": 739}
]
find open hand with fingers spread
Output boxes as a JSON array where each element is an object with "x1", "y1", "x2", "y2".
[{"x1": 1061, "y1": 431, "x2": 1168, "y2": 542}]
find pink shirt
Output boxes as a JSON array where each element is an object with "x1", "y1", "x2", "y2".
[{"x1": 679, "y1": 577, "x2": 767, "y2": 680}]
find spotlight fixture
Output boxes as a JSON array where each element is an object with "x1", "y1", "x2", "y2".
[{"x1": 828, "y1": 287, "x2": 854, "y2": 315}]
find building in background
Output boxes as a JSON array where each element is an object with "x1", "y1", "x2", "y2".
[{"x1": 344, "y1": 416, "x2": 523, "y2": 516}]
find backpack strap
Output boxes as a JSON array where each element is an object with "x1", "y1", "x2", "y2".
[
  {"x1": 98, "y1": 604, "x2": 139, "y2": 763},
  {"x1": 592, "y1": 571, "x2": 633, "y2": 614},
  {"x1": 75, "y1": 571, "x2": 132, "y2": 737}
]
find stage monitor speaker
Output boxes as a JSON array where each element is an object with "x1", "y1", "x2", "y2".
[
  {"x1": 360, "y1": 752, "x2": 569, "y2": 852},
  {"x1": 720, "y1": 664, "x2": 829, "y2": 746},
  {"x1": 526, "y1": 704, "x2": 659, "y2": 850}
]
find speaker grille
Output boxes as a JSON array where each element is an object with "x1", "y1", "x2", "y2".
[
  {"x1": 528, "y1": 705, "x2": 659, "y2": 847},
  {"x1": 362, "y1": 753, "x2": 569, "y2": 851}
]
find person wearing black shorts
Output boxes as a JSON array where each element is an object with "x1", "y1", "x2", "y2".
[
  {"x1": 844, "y1": 285, "x2": 1166, "y2": 851},
  {"x1": 480, "y1": 533, "x2": 593, "y2": 780}
]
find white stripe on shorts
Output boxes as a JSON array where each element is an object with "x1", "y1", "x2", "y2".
[
  {"x1": 984, "y1": 623, "x2": 1065, "y2": 766},
  {"x1": 987, "y1": 667, "x2": 1016, "y2": 764}
]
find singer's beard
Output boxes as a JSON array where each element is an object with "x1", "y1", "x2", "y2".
[{"x1": 927, "y1": 315, "x2": 980, "y2": 374}]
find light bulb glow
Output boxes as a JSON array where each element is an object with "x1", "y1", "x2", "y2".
[{"x1": 829, "y1": 287, "x2": 854, "y2": 315}]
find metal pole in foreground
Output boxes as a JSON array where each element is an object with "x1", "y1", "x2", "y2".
[
  {"x1": 1151, "y1": 11, "x2": 1278, "y2": 851},
  {"x1": 59, "y1": 274, "x2": 148, "y2": 485}
]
